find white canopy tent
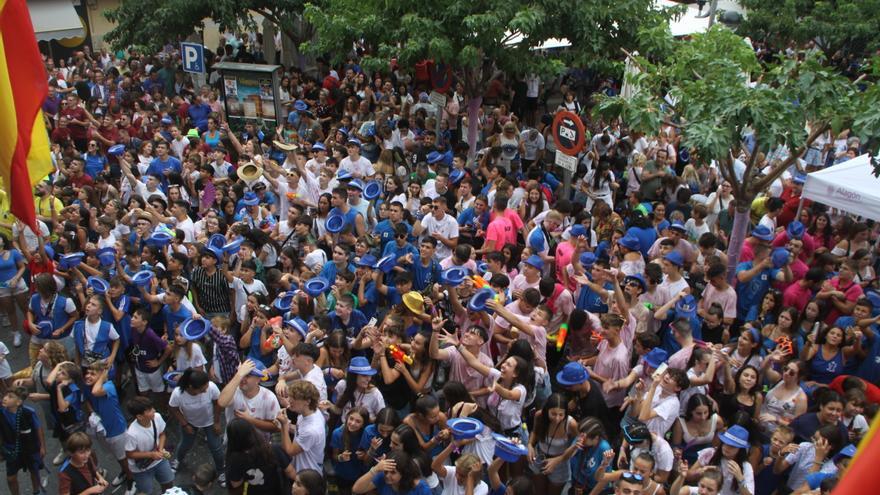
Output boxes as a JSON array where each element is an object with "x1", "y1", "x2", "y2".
[{"x1": 801, "y1": 154, "x2": 880, "y2": 221}]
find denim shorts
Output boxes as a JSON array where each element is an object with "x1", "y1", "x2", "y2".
[{"x1": 132, "y1": 458, "x2": 174, "y2": 493}]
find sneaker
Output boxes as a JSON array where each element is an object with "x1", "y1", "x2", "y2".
[
  {"x1": 52, "y1": 451, "x2": 66, "y2": 466},
  {"x1": 111, "y1": 472, "x2": 127, "y2": 487},
  {"x1": 40, "y1": 471, "x2": 48, "y2": 488},
  {"x1": 218, "y1": 472, "x2": 227, "y2": 487},
  {"x1": 124, "y1": 481, "x2": 137, "y2": 495},
  {"x1": 13, "y1": 331, "x2": 22, "y2": 348},
  {"x1": 169, "y1": 458, "x2": 179, "y2": 471}
]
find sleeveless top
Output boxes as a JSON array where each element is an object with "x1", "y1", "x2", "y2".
[
  {"x1": 678, "y1": 414, "x2": 719, "y2": 464},
  {"x1": 537, "y1": 416, "x2": 572, "y2": 457},
  {"x1": 204, "y1": 130, "x2": 221, "y2": 149},
  {"x1": 809, "y1": 347, "x2": 844, "y2": 384},
  {"x1": 761, "y1": 383, "x2": 802, "y2": 433}
]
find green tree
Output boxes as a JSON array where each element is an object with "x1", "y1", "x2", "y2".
[
  {"x1": 738, "y1": 0, "x2": 880, "y2": 61},
  {"x1": 103, "y1": 0, "x2": 313, "y2": 53},
  {"x1": 594, "y1": 26, "x2": 880, "y2": 278},
  {"x1": 304, "y1": 0, "x2": 678, "y2": 159}
]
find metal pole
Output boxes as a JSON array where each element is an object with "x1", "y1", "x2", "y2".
[{"x1": 562, "y1": 169, "x2": 572, "y2": 200}]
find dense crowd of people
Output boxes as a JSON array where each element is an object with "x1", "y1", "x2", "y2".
[{"x1": 0, "y1": 34, "x2": 877, "y2": 495}]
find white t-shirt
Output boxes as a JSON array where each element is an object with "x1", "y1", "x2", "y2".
[
  {"x1": 224, "y1": 387, "x2": 281, "y2": 439},
  {"x1": 334, "y1": 380, "x2": 386, "y2": 420},
  {"x1": 419, "y1": 213, "x2": 459, "y2": 260},
  {"x1": 646, "y1": 390, "x2": 679, "y2": 437},
  {"x1": 697, "y1": 447, "x2": 755, "y2": 495},
  {"x1": 230, "y1": 277, "x2": 268, "y2": 317},
  {"x1": 84, "y1": 318, "x2": 119, "y2": 351},
  {"x1": 96, "y1": 233, "x2": 117, "y2": 250},
  {"x1": 630, "y1": 434, "x2": 674, "y2": 473},
  {"x1": 339, "y1": 155, "x2": 375, "y2": 179},
  {"x1": 443, "y1": 467, "x2": 489, "y2": 495},
  {"x1": 168, "y1": 382, "x2": 220, "y2": 427},
  {"x1": 292, "y1": 411, "x2": 326, "y2": 473},
  {"x1": 174, "y1": 216, "x2": 196, "y2": 243},
  {"x1": 0, "y1": 342, "x2": 11, "y2": 379},
  {"x1": 175, "y1": 343, "x2": 207, "y2": 371},
  {"x1": 486, "y1": 368, "x2": 526, "y2": 431},
  {"x1": 125, "y1": 414, "x2": 166, "y2": 473},
  {"x1": 12, "y1": 221, "x2": 49, "y2": 253},
  {"x1": 302, "y1": 364, "x2": 329, "y2": 402}
]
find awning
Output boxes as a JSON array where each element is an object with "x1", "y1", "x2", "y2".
[
  {"x1": 28, "y1": 0, "x2": 85, "y2": 42},
  {"x1": 802, "y1": 154, "x2": 880, "y2": 222}
]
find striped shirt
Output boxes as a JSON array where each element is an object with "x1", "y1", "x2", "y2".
[{"x1": 190, "y1": 266, "x2": 231, "y2": 314}]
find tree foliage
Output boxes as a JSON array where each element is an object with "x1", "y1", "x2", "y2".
[
  {"x1": 738, "y1": 0, "x2": 880, "y2": 61},
  {"x1": 103, "y1": 0, "x2": 313, "y2": 52}
]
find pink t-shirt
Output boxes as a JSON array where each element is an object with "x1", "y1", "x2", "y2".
[
  {"x1": 485, "y1": 216, "x2": 516, "y2": 251},
  {"x1": 510, "y1": 273, "x2": 540, "y2": 295},
  {"x1": 548, "y1": 288, "x2": 576, "y2": 333},
  {"x1": 443, "y1": 346, "x2": 494, "y2": 406},
  {"x1": 783, "y1": 282, "x2": 812, "y2": 312},
  {"x1": 824, "y1": 278, "x2": 864, "y2": 324},
  {"x1": 668, "y1": 343, "x2": 695, "y2": 371},
  {"x1": 702, "y1": 284, "x2": 737, "y2": 320},
  {"x1": 594, "y1": 339, "x2": 631, "y2": 407}
]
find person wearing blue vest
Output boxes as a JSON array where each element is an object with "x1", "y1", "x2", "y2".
[
  {"x1": 83, "y1": 362, "x2": 132, "y2": 489},
  {"x1": 329, "y1": 186, "x2": 367, "y2": 238},
  {"x1": 26, "y1": 273, "x2": 79, "y2": 366},
  {"x1": 72, "y1": 295, "x2": 120, "y2": 373},
  {"x1": 160, "y1": 284, "x2": 192, "y2": 341},
  {"x1": 103, "y1": 277, "x2": 133, "y2": 374}
]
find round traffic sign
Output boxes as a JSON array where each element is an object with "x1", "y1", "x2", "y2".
[
  {"x1": 552, "y1": 111, "x2": 586, "y2": 156},
  {"x1": 431, "y1": 62, "x2": 453, "y2": 94}
]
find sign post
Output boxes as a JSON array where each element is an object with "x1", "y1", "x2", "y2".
[
  {"x1": 551, "y1": 110, "x2": 586, "y2": 199},
  {"x1": 429, "y1": 91, "x2": 447, "y2": 139},
  {"x1": 181, "y1": 42, "x2": 206, "y2": 90}
]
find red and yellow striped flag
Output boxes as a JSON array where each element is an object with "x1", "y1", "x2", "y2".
[
  {"x1": 833, "y1": 411, "x2": 880, "y2": 494},
  {"x1": 0, "y1": 0, "x2": 54, "y2": 230}
]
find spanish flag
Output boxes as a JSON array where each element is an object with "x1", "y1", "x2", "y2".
[
  {"x1": 834, "y1": 412, "x2": 880, "y2": 494},
  {"x1": 0, "y1": 0, "x2": 54, "y2": 230}
]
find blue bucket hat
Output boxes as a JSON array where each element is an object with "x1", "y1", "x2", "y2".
[
  {"x1": 426, "y1": 151, "x2": 444, "y2": 164},
  {"x1": 348, "y1": 356, "x2": 377, "y2": 376},
  {"x1": 786, "y1": 220, "x2": 805, "y2": 240},
  {"x1": 285, "y1": 317, "x2": 309, "y2": 339},
  {"x1": 180, "y1": 318, "x2": 211, "y2": 341},
  {"x1": 357, "y1": 254, "x2": 378, "y2": 268},
  {"x1": 293, "y1": 100, "x2": 309, "y2": 112},
  {"x1": 618, "y1": 235, "x2": 641, "y2": 251},
  {"x1": 719, "y1": 425, "x2": 750, "y2": 449},
  {"x1": 524, "y1": 254, "x2": 544, "y2": 270},
  {"x1": 675, "y1": 294, "x2": 697, "y2": 317},
  {"x1": 439, "y1": 266, "x2": 468, "y2": 286},
  {"x1": 303, "y1": 277, "x2": 330, "y2": 297},
  {"x1": 311, "y1": 142, "x2": 327, "y2": 152},
  {"x1": 642, "y1": 348, "x2": 668, "y2": 369},
  {"x1": 771, "y1": 247, "x2": 790, "y2": 269},
  {"x1": 664, "y1": 251, "x2": 684, "y2": 267},
  {"x1": 337, "y1": 169, "x2": 353, "y2": 181},
  {"x1": 325, "y1": 214, "x2": 345, "y2": 234},
  {"x1": 97, "y1": 247, "x2": 117, "y2": 267},
  {"x1": 87, "y1": 276, "x2": 110, "y2": 295},
  {"x1": 242, "y1": 191, "x2": 260, "y2": 206},
  {"x1": 450, "y1": 169, "x2": 466, "y2": 184},
  {"x1": 556, "y1": 362, "x2": 589, "y2": 386},
  {"x1": 579, "y1": 251, "x2": 596, "y2": 268},
  {"x1": 346, "y1": 138, "x2": 362, "y2": 148},
  {"x1": 363, "y1": 181, "x2": 382, "y2": 200},
  {"x1": 751, "y1": 225, "x2": 774, "y2": 242}
]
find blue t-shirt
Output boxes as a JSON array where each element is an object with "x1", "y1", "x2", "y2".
[
  {"x1": 83, "y1": 382, "x2": 127, "y2": 438},
  {"x1": 856, "y1": 325, "x2": 880, "y2": 384},
  {"x1": 358, "y1": 424, "x2": 391, "y2": 459},
  {"x1": 320, "y1": 262, "x2": 356, "y2": 291},
  {"x1": 626, "y1": 226, "x2": 658, "y2": 259},
  {"x1": 146, "y1": 156, "x2": 182, "y2": 182},
  {"x1": 570, "y1": 439, "x2": 612, "y2": 489},
  {"x1": 575, "y1": 278, "x2": 613, "y2": 314},
  {"x1": 412, "y1": 255, "x2": 440, "y2": 291},
  {"x1": 329, "y1": 309, "x2": 368, "y2": 339},
  {"x1": 735, "y1": 262, "x2": 780, "y2": 321},
  {"x1": 374, "y1": 220, "x2": 411, "y2": 251},
  {"x1": 0, "y1": 249, "x2": 24, "y2": 283},
  {"x1": 162, "y1": 304, "x2": 192, "y2": 339},
  {"x1": 330, "y1": 426, "x2": 367, "y2": 481},
  {"x1": 83, "y1": 152, "x2": 108, "y2": 178},
  {"x1": 371, "y1": 472, "x2": 431, "y2": 495},
  {"x1": 360, "y1": 281, "x2": 379, "y2": 321}
]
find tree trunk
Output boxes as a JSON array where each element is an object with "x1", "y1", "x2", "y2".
[
  {"x1": 726, "y1": 202, "x2": 753, "y2": 282},
  {"x1": 466, "y1": 96, "x2": 482, "y2": 162}
]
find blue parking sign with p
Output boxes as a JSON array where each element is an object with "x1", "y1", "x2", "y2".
[{"x1": 181, "y1": 42, "x2": 204, "y2": 73}]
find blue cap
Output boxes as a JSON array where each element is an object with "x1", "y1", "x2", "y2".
[
  {"x1": 751, "y1": 225, "x2": 774, "y2": 241},
  {"x1": 664, "y1": 251, "x2": 684, "y2": 267},
  {"x1": 579, "y1": 251, "x2": 596, "y2": 268},
  {"x1": 835, "y1": 444, "x2": 857, "y2": 461},
  {"x1": 719, "y1": 425, "x2": 750, "y2": 449},
  {"x1": 556, "y1": 362, "x2": 589, "y2": 386},
  {"x1": 426, "y1": 151, "x2": 444, "y2": 164},
  {"x1": 618, "y1": 235, "x2": 641, "y2": 251},
  {"x1": 569, "y1": 224, "x2": 588, "y2": 238},
  {"x1": 311, "y1": 142, "x2": 326, "y2": 152},
  {"x1": 643, "y1": 348, "x2": 668, "y2": 369},
  {"x1": 347, "y1": 179, "x2": 365, "y2": 191},
  {"x1": 786, "y1": 220, "x2": 805, "y2": 240},
  {"x1": 357, "y1": 254, "x2": 378, "y2": 267},
  {"x1": 670, "y1": 221, "x2": 687, "y2": 232},
  {"x1": 348, "y1": 356, "x2": 378, "y2": 376},
  {"x1": 525, "y1": 254, "x2": 544, "y2": 270},
  {"x1": 346, "y1": 138, "x2": 362, "y2": 148},
  {"x1": 246, "y1": 360, "x2": 271, "y2": 380},
  {"x1": 675, "y1": 294, "x2": 697, "y2": 315},
  {"x1": 242, "y1": 191, "x2": 260, "y2": 206}
]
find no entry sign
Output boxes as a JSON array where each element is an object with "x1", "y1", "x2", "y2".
[{"x1": 552, "y1": 110, "x2": 586, "y2": 156}]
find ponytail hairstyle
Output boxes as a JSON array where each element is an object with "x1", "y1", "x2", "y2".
[{"x1": 177, "y1": 368, "x2": 210, "y2": 394}]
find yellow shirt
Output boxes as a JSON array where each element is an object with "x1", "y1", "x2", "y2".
[
  {"x1": 34, "y1": 194, "x2": 63, "y2": 220},
  {"x1": 0, "y1": 190, "x2": 13, "y2": 237}
]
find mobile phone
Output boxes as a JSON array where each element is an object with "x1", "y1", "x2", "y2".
[
  {"x1": 652, "y1": 362, "x2": 668, "y2": 380},
  {"x1": 367, "y1": 317, "x2": 377, "y2": 327}
]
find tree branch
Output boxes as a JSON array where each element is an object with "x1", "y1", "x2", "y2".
[{"x1": 751, "y1": 121, "x2": 831, "y2": 192}]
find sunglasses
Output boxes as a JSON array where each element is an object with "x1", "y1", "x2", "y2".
[
  {"x1": 396, "y1": 234, "x2": 407, "y2": 239},
  {"x1": 621, "y1": 472, "x2": 644, "y2": 482}
]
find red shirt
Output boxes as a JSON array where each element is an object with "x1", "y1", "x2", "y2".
[
  {"x1": 51, "y1": 127, "x2": 71, "y2": 144},
  {"x1": 830, "y1": 375, "x2": 880, "y2": 405},
  {"x1": 60, "y1": 107, "x2": 88, "y2": 139},
  {"x1": 778, "y1": 186, "x2": 811, "y2": 226}
]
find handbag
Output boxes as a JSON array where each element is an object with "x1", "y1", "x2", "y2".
[{"x1": 134, "y1": 420, "x2": 158, "y2": 470}]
